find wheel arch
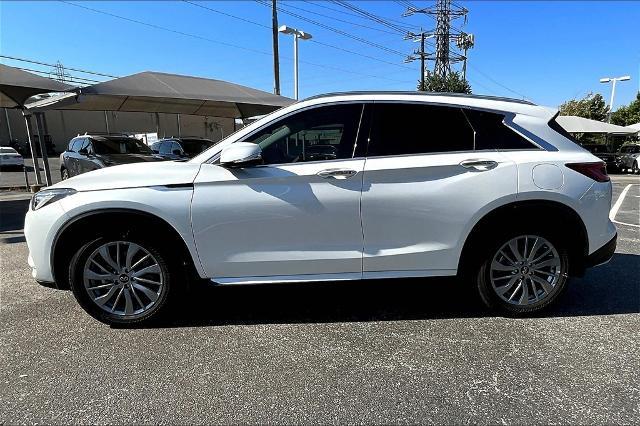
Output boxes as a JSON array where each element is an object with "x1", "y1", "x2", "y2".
[
  {"x1": 458, "y1": 199, "x2": 589, "y2": 278},
  {"x1": 51, "y1": 208, "x2": 202, "y2": 289}
]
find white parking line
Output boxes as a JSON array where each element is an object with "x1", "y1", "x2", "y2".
[{"x1": 610, "y1": 184, "x2": 639, "y2": 228}]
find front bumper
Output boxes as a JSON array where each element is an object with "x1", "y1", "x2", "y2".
[{"x1": 586, "y1": 233, "x2": 617, "y2": 267}]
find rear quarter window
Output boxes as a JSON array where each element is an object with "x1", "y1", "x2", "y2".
[{"x1": 464, "y1": 109, "x2": 538, "y2": 150}]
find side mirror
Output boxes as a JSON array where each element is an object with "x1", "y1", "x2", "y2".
[{"x1": 220, "y1": 142, "x2": 262, "y2": 168}]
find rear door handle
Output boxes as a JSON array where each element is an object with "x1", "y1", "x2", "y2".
[
  {"x1": 459, "y1": 159, "x2": 499, "y2": 171},
  {"x1": 317, "y1": 168, "x2": 358, "y2": 179}
]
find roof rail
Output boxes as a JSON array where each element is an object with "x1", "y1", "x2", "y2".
[{"x1": 302, "y1": 91, "x2": 536, "y2": 106}]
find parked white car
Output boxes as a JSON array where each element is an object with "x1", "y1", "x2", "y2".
[
  {"x1": 0, "y1": 146, "x2": 24, "y2": 168},
  {"x1": 24, "y1": 92, "x2": 617, "y2": 325}
]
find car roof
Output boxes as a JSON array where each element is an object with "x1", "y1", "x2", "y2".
[{"x1": 298, "y1": 91, "x2": 556, "y2": 119}]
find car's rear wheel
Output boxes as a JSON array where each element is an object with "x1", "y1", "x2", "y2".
[
  {"x1": 69, "y1": 237, "x2": 174, "y2": 325},
  {"x1": 633, "y1": 161, "x2": 639, "y2": 175},
  {"x1": 61, "y1": 168, "x2": 69, "y2": 180},
  {"x1": 475, "y1": 232, "x2": 569, "y2": 315}
]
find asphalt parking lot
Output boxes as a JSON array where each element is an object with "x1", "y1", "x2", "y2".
[
  {"x1": 1, "y1": 175, "x2": 638, "y2": 424},
  {"x1": 0, "y1": 157, "x2": 62, "y2": 189}
]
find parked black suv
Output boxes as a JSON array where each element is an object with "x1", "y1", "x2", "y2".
[
  {"x1": 60, "y1": 134, "x2": 164, "y2": 179},
  {"x1": 150, "y1": 137, "x2": 215, "y2": 160},
  {"x1": 581, "y1": 143, "x2": 618, "y2": 171}
]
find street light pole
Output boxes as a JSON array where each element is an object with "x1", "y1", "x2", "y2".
[
  {"x1": 293, "y1": 32, "x2": 299, "y2": 100},
  {"x1": 278, "y1": 25, "x2": 312, "y2": 100},
  {"x1": 600, "y1": 75, "x2": 631, "y2": 122}
]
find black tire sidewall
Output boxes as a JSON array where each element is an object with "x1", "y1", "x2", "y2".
[
  {"x1": 68, "y1": 236, "x2": 174, "y2": 326},
  {"x1": 476, "y1": 228, "x2": 570, "y2": 315}
]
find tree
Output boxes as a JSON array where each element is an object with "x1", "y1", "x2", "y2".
[
  {"x1": 558, "y1": 93, "x2": 609, "y2": 121},
  {"x1": 611, "y1": 92, "x2": 640, "y2": 127},
  {"x1": 418, "y1": 71, "x2": 471, "y2": 94}
]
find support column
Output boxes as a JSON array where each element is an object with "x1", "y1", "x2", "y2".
[
  {"x1": 22, "y1": 110, "x2": 42, "y2": 186},
  {"x1": 34, "y1": 113, "x2": 52, "y2": 186}
]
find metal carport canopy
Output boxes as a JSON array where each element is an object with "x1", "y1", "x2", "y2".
[
  {"x1": 27, "y1": 71, "x2": 294, "y2": 118},
  {"x1": 0, "y1": 64, "x2": 74, "y2": 187},
  {"x1": 556, "y1": 115, "x2": 638, "y2": 135},
  {"x1": 0, "y1": 63, "x2": 73, "y2": 108}
]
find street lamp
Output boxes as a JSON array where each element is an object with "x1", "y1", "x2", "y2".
[
  {"x1": 278, "y1": 25, "x2": 312, "y2": 100},
  {"x1": 600, "y1": 75, "x2": 631, "y2": 122}
]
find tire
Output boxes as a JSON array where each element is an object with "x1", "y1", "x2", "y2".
[
  {"x1": 68, "y1": 235, "x2": 176, "y2": 325},
  {"x1": 633, "y1": 161, "x2": 639, "y2": 175},
  {"x1": 474, "y1": 230, "x2": 570, "y2": 315},
  {"x1": 61, "y1": 168, "x2": 69, "y2": 180}
]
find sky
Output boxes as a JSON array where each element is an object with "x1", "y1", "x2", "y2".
[{"x1": 1, "y1": 0, "x2": 639, "y2": 109}]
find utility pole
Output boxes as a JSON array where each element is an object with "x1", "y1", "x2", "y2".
[
  {"x1": 404, "y1": 31, "x2": 430, "y2": 90},
  {"x1": 271, "y1": 0, "x2": 281, "y2": 95}
]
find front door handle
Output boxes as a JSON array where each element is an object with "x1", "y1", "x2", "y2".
[
  {"x1": 459, "y1": 159, "x2": 499, "y2": 171},
  {"x1": 317, "y1": 168, "x2": 358, "y2": 179}
]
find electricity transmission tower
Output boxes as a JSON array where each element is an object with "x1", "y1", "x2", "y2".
[
  {"x1": 403, "y1": 0, "x2": 473, "y2": 79},
  {"x1": 51, "y1": 61, "x2": 70, "y2": 83}
]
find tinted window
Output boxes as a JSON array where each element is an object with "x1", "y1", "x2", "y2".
[
  {"x1": 170, "y1": 142, "x2": 183, "y2": 154},
  {"x1": 150, "y1": 142, "x2": 161, "y2": 153},
  {"x1": 367, "y1": 103, "x2": 474, "y2": 156},
  {"x1": 179, "y1": 139, "x2": 214, "y2": 156},
  {"x1": 158, "y1": 142, "x2": 172, "y2": 155},
  {"x1": 78, "y1": 138, "x2": 91, "y2": 153},
  {"x1": 464, "y1": 109, "x2": 537, "y2": 150},
  {"x1": 92, "y1": 138, "x2": 152, "y2": 155},
  {"x1": 244, "y1": 104, "x2": 364, "y2": 164},
  {"x1": 69, "y1": 139, "x2": 83, "y2": 152}
]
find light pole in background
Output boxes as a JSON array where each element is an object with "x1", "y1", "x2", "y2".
[
  {"x1": 600, "y1": 75, "x2": 631, "y2": 122},
  {"x1": 278, "y1": 25, "x2": 312, "y2": 100}
]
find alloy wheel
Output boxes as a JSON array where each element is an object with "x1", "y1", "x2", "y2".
[
  {"x1": 82, "y1": 241, "x2": 164, "y2": 317},
  {"x1": 489, "y1": 235, "x2": 562, "y2": 306}
]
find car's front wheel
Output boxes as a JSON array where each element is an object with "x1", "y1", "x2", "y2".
[
  {"x1": 632, "y1": 161, "x2": 639, "y2": 175},
  {"x1": 61, "y1": 168, "x2": 69, "y2": 180},
  {"x1": 68, "y1": 236, "x2": 174, "y2": 325},
  {"x1": 475, "y1": 232, "x2": 569, "y2": 315}
]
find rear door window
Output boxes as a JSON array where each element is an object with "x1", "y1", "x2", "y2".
[{"x1": 367, "y1": 103, "x2": 474, "y2": 156}]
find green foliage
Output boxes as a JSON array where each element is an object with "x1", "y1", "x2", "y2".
[
  {"x1": 611, "y1": 92, "x2": 640, "y2": 127},
  {"x1": 558, "y1": 93, "x2": 611, "y2": 144},
  {"x1": 558, "y1": 93, "x2": 609, "y2": 122},
  {"x1": 418, "y1": 71, "x2": 472, "y2": 94}
]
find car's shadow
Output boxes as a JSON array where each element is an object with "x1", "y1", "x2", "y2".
[{"x1": 144, "y1": 252, "x2": 639, "y2": 329}]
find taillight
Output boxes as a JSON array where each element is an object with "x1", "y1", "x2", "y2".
[{"x1": 566, "y1": 162, "x2": 610, "y2": 182}]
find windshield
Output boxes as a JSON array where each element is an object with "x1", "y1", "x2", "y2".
[
  {"x1": 93, "y1": 138, "x2": 152, "y2": 155},
  {"x1": 180, "y1": 139, "x2": 215, "y2": 156}
]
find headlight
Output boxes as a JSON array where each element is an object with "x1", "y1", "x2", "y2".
[{"x1": 31, "y1": 188, "x2": 76, "y2": 211}]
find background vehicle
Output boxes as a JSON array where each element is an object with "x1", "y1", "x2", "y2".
[
  {"x1": 60, "y1": 134, "x2": 164, "y2": 179},
  {"x1": 616, "y1": 142, "x2": 640, "y2": 174},
  {"x1": 581, "y1": 143, "x2": 617, "y2": 172},
  {"x1": 0, "y1": 146, "x2": 25, "y2": 169},
  {"x1": 25, "y1": 92, "x2": 616, "y2": 325},
  {"x1": 150, "y1": 137, "x2": 215, "y2": 160}
]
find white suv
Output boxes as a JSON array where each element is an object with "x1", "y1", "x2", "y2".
[{"x1": 24, "y1": 92, "x2": 617, "y2": 325}]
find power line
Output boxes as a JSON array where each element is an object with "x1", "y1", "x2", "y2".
[
  {"x1": 278, "y1": 1, "x2": 399, "y2": 35},
  {"x1": 467, "y1": 63, "x2": 532, "y2": 100},
  {"x1": 310, "y1": 0, "x2": 415, "y2": 31},
  {"x1": 183, "y1": 0, "x2": 412, "y2": 70},
  {"x1": 0, "y1": 54, "x2": 118, "y2": 79},
  {"x1": 59, "y1": 0, "x2": 411, "y2": 84},
  {"x1": 330, "y1": 1, "x2": 412, "y2": 34},
  {"x1": 256, "y1": 0, "x2": 408, "y2": 58}
]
